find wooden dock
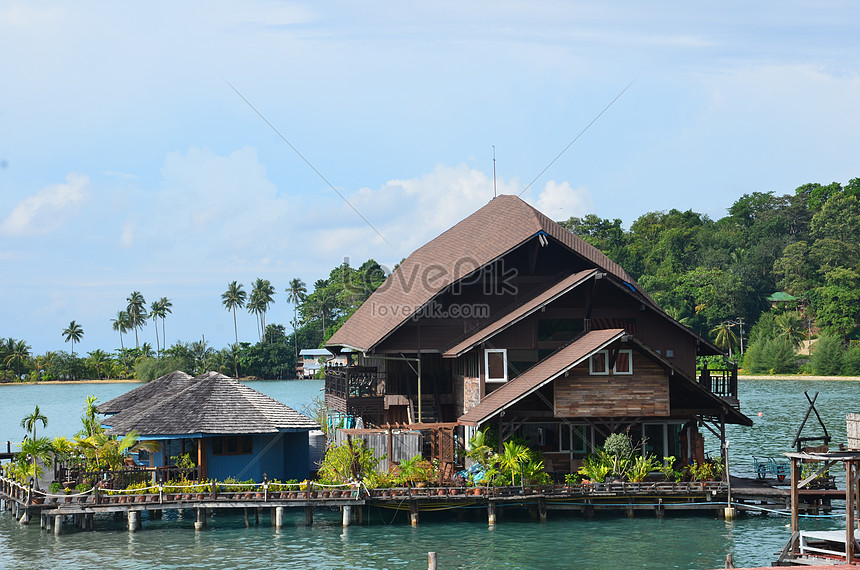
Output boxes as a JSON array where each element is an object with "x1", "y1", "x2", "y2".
[{"x1": 0, "y1": 474, "x2": 845, "y2": 535}]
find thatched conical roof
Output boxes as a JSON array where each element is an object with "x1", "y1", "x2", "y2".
[{"x1": 103, "y1": 372, "x2": 319, "y2": 437}]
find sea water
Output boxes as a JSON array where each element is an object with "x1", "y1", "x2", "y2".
[{"x1": 0, "y1": 378, "x2": 855, "y2": 569}]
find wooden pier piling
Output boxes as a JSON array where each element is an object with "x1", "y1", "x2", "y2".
[
  {"x1": 304, "y1": 505, "x2": 313, "y2": 526},
  {"x1": 410, "y1": 501, "x2": 419, "y2": 526},
  {"x1": 128, "y1": 510, "x2": 141, "y2": 532},
  {"x1": 487, "y1": 501, "x2": 496, "y2": 525},
  {"x1": 274, "y1": 506, "x2": 284, "y2": 529},
  {"x1": 342, "y1": 505, "x2": 352, "y2": 526},
  {"x1": 194, "y1": 507, "x2": 207, "y2": 531}
]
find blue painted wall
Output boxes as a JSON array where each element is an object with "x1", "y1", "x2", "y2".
[
  {"x1": 205, "y1": 432, "x2": 310, "y2": 482},
  {"x1": 148, "y1": 432, "x2": 311, "y2": 482}
]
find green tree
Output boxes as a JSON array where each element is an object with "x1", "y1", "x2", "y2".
[
  {"x1": 86, "y1": 349, "x2": 111, "y2": 380},
  {"x1": 111, "y1": 310, "x2": 131, "y2": 371},
  {"x1": 810, "y1": 334, "x2": 844, "y2": 376},
  {"x1": 157, "y1": 297, "x2": 173, "y2": 350},
  {"x1": 150, "y1": 300, "x2": 163, "y2": 354},
  {"x1": 221, "y1": 281, "x2": 247, "y2": 345},
  {"x1": 126, "y1": 291, "x2": 148, "y2": 349},
  {"x1": 710, "y1": 322, "x2": 739, "y2": 357},
  {"x1": 774, "y1": 312, "x2": 806, "y2": 350},
  {"x1": 249, "y1": 278, "x2": 276, "y2": 341},
  {"x1": 20, "y1": 405, "x2": 48, "y2": 441},
  {"x1": 62, "y1": 320, "x2": 84, "y2": 356},
  {"x1": 810, "y1": 267, "x2": 860, "y2": 338},
  {"x1": 287, "y1": 278, "x2": 307, "y2": 364},
  {"x1": 4, "y1": 339, "x2": 31, "y2": 380}
]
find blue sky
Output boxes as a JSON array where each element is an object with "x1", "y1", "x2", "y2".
[{"x1": 2, "y1": 1, "x2": 859, "y2": 356}]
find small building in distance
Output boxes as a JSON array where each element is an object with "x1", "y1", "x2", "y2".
[
  {"x1": 99, "y1": 371, "x2": 320, "y2": 482},
  {"x1": 298, "y1": 348, "x2": 347, "y2": 379}
]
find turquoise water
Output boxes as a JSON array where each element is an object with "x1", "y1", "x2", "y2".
[{"x1": 1, "y1": 378, "x2": 857, "y2": 568}]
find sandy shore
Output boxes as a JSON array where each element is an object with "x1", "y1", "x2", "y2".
[
  {"x1": 0, "y1": 379, "x2": 141, "y2": 386},
  {"x1": 739, "y1": 374, "x2": 860, "y2": 381}
]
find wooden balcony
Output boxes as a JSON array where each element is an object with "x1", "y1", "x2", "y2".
[
  {"x1": 698, "y1": 363, "x2": 739, "y2": 409},
  {"x1": 324, "y1": 366, "x2": 386, "y2": 418}
]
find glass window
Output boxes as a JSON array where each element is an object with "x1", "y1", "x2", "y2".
[
  {"x1": 485, "y1": 349, "x2": 508, "y2": 383},
  {"x1": 613, "y1": 349, "x2": 633, "y2": 375},
  {"x1": 589, "y1": 350, "x2": 609, "y2": 375},
  {"x1": 212, "y1": 435, "x2": 253, "y2": 456}
]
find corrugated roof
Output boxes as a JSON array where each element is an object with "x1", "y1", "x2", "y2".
[
  {"x1": 103, "y1": 372, "x2": 319, "y2": 436},
  {"x1": 98, "y1": 370, "x2": 195, "y2": 415},
  {"x1": 442, "y1": 269, "x2": 598, "y2": 358},
  {"x1": 327, "y1": 195, "x2": 650, "y2": 353},
  {"x1": 459, "y1": 329, "x2": 626, "y2": 426}
]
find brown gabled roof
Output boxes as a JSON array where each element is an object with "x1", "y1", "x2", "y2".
[
  {"x1": 103, "y1": 372, "x2": 319, "y2": 437},
  {"x1": 327, "y1": 194, "x2": 648, "y2": 353},
  {"x1": 442, "y1": 269, "x2": 599, "y2": 358},
  {"x1": 459, "y1": 329, "x2": 626, "y2": 426},
  {"x1": 98, "y1": 370, "x2": 195, "y2": 415}
]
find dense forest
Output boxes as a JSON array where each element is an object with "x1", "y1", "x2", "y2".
[
  {"x1": 562, "y1": 178, "x2": 860, "y2": 374},
  {"x1": 1, "y1": 178, "x2": 858, "y2": 382}
]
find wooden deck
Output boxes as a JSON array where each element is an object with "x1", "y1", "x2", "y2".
[{"x1": 1, "y1": 474, "x2": 847, "y2": 535}]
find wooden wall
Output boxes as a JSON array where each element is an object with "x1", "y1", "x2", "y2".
[{"x1": 553, "y1": 351, "x2": 670, "y2": 417}]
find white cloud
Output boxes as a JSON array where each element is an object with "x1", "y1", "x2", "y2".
[
  {"x1": 1, "y1": 173, "x2": 90, "y2": 236},
  {"x1": 532, "y1": 180, "x2": 593, "y2": 221},
  {"x1": 319, "y1": 164, "x2": 593, "y2": 265}
]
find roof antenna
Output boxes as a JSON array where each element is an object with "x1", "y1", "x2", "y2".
[{"x1": 492, "y1": 145, "x2": 497, "y2": 198}]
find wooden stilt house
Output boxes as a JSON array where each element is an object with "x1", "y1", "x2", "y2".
[{"x1": 324, "y1": 194, "x2": 751, "y2": 474}]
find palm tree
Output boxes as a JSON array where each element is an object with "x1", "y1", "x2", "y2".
[
  {"x1": 21, "y1": 405, "x2": 48, "y2": 442},
  {"x1": 150, "y1": 300, "x2": 164, "y2": 354},
  {"x1": 126, "y1": 291, "x2": 148, "y2": 349},
  {"x1": 87, "y1": 349, "x2": 110, "y2": 380},
  {"x1": 111, "y1": 310, "x2": 131, "y2": 371},
  {"x1": 222, "y1": 281, "x2": 247, "y2": 345},
  {"x1": 775, "y1": 311, "x2": 806, "y2": 350},
  {"x1": 158, "y1": 296, "x2": 173, "y2": 348},
  {"x1": 62, "y1": 320, "x2": 84, "y2": 356},
  {"x1": 4, "y1": 339, "x2": 31, "y2": 380},
  {"x1": 287, "y1": 278, "x2": 307, "y2": 364},
  {"x1": 250, "y1": 278, "x2": 276, "y2": 342},
  {"x1": 710, "y1": 322, "x2": 739, "y2": 358}
]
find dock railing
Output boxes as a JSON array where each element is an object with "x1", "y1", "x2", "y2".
[{"x1": 325, "y1": 366, "x2": 386, "y2": 399}]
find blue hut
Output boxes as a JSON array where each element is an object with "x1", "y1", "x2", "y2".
[{"x1": 99, "y1": 371, "x2": 320, "y2": 482}]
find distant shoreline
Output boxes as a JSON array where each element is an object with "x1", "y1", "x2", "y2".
[
  {"x1": 0, "y1": 379, "x2": 141, "y2": 386},
  {"x1": 738, "y1": 374, "x2": 860, "y2": 382}
]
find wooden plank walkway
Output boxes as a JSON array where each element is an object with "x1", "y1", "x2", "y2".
[{"x1": 1, "y1": 474, "x2": 847, "y2": 535}]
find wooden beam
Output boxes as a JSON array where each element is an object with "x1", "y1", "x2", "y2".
[{"x1": 790, "y1": 457, "x2": 799, "y2": 536}]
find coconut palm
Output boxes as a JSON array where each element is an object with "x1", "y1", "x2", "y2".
[
  {"x1": 499, "y1": 441, "x2": 531, "y2": 486},
  {"x1": 287, "y1": 278, "x2": 307, "y2": 363},
  {"x1": 775, "y1": 311, "x2": 806, "y2": 350},
  {"x1": 21, "y1": 405, "x2": 48, "y2": 442},
  {"x1": 710, "y1": 322, "x2": 739, "y2": 357},
  {"x1": 222, "y1": 281, "x2": 247, "y2": 345},
  {"x1": 4, "y1": 339, "x2": 31, "y2": 380},
  {"x1": 158, "y1": 296, "x2": 172, "y2": 348},
  {"x1": 250, "y1": 278, "x2": 276, "y2": 342},
  {"x1": 111, "y1": 310, "x2": 131, "y2": 370},
  {"x1": 62, "y1": 320, "x2": 84, "y2": 356},
  {"x1": 126, "y1": 291, "x2": 148, "y2": 349},
  {"x1": 87, "y1": 349, "x2": 110, "y2": 380},
  {"x1": 150, "y1": 300, "x2": 163, "y2": 354},
  {"x1": 17, "y1": 437, "x2": 54, "y2": 487}
]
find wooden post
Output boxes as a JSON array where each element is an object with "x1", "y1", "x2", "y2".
[
  {"x1": 255, "y1": 507, "x2": 260, "y2": 526},
  {"x1": 18, "y1": 508, "x2": 29, "y2": 525},
  {"x1": 410, "y1": 500, "x2": 419, "y2": 526},
  {"x1": 539, "y1": 497, "x2": 547, "y2": 522},
  {"x1": 274, "y1": 506, "x2": 284, "y2": 529},
  {"x1": 128, "y1": 510, "x2": 140, "y2": 532},
  {"x1": 428, "y1": 552, "x2": 437, "y2": 570},
  {"x1": 357, "y1": 505, "x2": 364, "y2": 525},
  {"x1": 304, "y1": 505, "x2": 314, "y2": 526},
  {"x1": 197, "y1": 438, "x2": 206, "y2": 480},
  {"x1": 487, "y1": 501, "x2": 496, "y2": 526},
  {"x1": 244, "y1": 507, "x2": 250, "y2": 528},
  {"x1": 847, "y1": 461, "x2": 855, "y2": 564},
  {"x1": 194, "y1": 507, "x2": 207, "y2": 531},
  {"x1": 790, "y1": 457, "x2": 800, "y2": 536},
  {"x1": 342, "y1": 505, "x2": 352, "y2": 527},
  {"x1": 54, "y1": 514, "x2": 63, "y2": 536}
]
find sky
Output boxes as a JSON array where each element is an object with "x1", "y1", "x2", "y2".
[{"x1": 2, "y1": 1, "x2": 860, "y2": 356}]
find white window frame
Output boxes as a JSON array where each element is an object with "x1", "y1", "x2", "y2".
[
  {"x1": 613, "y1": 349, "x2": 634, "y2": 375},
  {"x1": 589, "y1": 350, "x2": 609, "y2": 375},
  {"x1": 484, "y1": 348, "x2": 508, "y2": 383}
]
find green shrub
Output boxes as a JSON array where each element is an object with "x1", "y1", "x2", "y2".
[{"x1": 811, "y1": 334, "x2": 844, "y2": 375}]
